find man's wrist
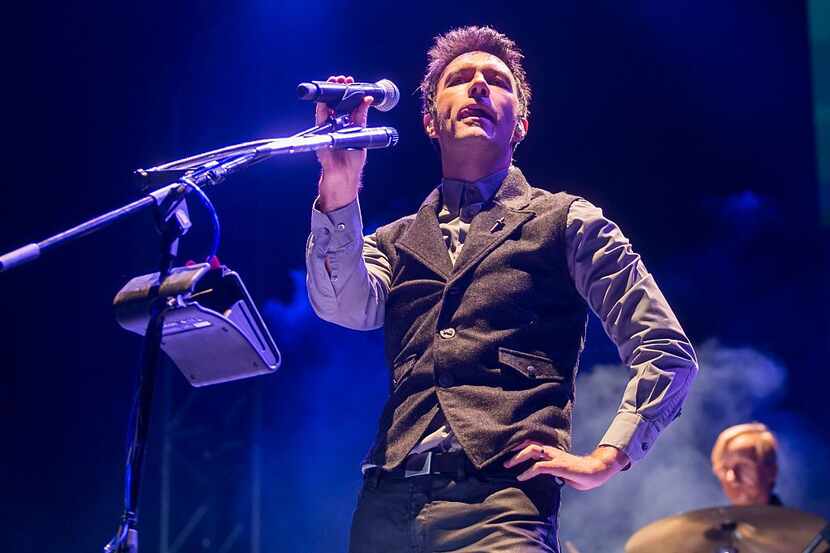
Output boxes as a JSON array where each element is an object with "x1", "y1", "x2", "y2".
[
  {"x1": 591, "y1": 445, "x2": 630, "y2": 471},
  {"x1": 318, "y1": 173, "x2": 360, "y2": 213}
]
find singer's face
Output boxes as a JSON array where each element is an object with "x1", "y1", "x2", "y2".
[{"x1": 430, "y1": 51, "x2": 521, "y2": 150}]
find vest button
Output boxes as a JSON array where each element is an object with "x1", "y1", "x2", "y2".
[
  {"x1": 438, "y1": 373, "x2": 455, "y2": 387},
  {"x1": 438, "y1": 327, "x2": 456, "y2": 339},
  {"x1": 526, "y1": 365, "x2": 536, "y2": 378}
]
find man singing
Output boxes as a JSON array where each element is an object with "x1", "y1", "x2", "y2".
[{"x1": 305, "y1": 26, "x2": 698, "y2": 553}]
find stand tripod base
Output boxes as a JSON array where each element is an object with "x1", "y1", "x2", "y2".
[{"x1": 120, "y1": 529, "x2": 138, "y2": 553}]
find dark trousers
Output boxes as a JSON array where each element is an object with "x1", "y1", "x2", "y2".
[{"x1": 348, "y1": 471, "x2": 562, "y2": 553}]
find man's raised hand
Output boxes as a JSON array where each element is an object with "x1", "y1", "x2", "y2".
[{"x1": 316, "y1": 75, "x2": 373, "y2": 212}]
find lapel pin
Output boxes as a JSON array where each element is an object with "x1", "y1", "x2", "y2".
[{"x1": 490, "y1": 217, "x2": 506, "y2": 233}]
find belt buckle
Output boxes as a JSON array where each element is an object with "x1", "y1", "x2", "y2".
[{"x1": 404, "y1": 451, "x2": 433, "y2": 478}]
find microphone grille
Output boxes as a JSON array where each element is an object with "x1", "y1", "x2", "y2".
[
  {"x1": 374, "y1": 79, "x2": 400, "y2": 112},
  {"x1": 387, "y1": 127, "x2": 399, "y2": 147},
  {"x1": 297, "y1": 82, "x2": 318, "y2": 100}
]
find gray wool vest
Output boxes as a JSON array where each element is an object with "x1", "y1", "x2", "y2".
[{"x1": 369, "y1": 166, "x2": 588, "y2": 470}]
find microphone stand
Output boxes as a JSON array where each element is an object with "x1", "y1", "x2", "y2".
[
  {"x1": 801, "y1": 523, "x2": 830, "y2": 553},
  {"x1": 0, "y1": 113, "x2": 384, "y2": 553},
  {"x1": 103, "y1": 183, "x2": 190, "y2": 553},
  {"x1": 0, "y1": 114, "x2": 356, "y2": 272},
  {"x1": 137, "y1": 113, "x2": 353, "y2": 177}
]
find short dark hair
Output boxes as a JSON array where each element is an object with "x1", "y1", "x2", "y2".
[{"x1": 420, "y1": 26, "x2": 532, "y2": 120}]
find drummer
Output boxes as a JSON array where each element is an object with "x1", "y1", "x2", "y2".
[
  {"x1": 625, "y1": 424, "x2": 828, "y2": 552},
  {"x1": 711, "y1": 422, "x2": 782, "y2": 506}
]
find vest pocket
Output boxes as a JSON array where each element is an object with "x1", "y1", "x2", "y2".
[
  {"x1": 498, "y1": 347, "x2": 563, "y2": 381},
  {"x1": 391, "y1": 354, "x2": 417, "y2": 390}
]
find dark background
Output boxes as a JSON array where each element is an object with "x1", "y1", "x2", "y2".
[{"x1": 2, "y1": 2, "x2": 828, "y2": 552}]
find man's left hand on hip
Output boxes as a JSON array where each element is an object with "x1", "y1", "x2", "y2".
[{"x1": 503, "y1": 441, "x2": 630, "y2": 490}]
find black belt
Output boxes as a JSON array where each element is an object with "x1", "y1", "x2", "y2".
[{"x1": 368, "y1": 451, "x2": 518, "y2": 481}]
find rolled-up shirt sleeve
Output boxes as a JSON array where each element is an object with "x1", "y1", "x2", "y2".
[
  {"x1": 566, "y1": 198, "x2": 698, "y2": 463},
  {"x1": 306, "y1": 197, "x2": 391, "y2": 330}
]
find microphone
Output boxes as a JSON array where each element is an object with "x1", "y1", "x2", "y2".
[
  {"x1": 297, "y1": 79, "x2": 400, "y2": 112},
  {"x1": 256, "y1": 126, "x2": 399, "y2": 155}
]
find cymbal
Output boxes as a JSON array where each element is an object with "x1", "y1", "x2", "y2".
[{"x1": 625, "y1": 505, "x2": 828, "y2": 553}]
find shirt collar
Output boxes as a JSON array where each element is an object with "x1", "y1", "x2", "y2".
[{"x1": 440, "y1": 167, "x2": 510, "y2": 215}]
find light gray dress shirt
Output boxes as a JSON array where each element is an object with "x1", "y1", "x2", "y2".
[{"x1": 305, "y1": 168, "x2": 698, "y2": 464}]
